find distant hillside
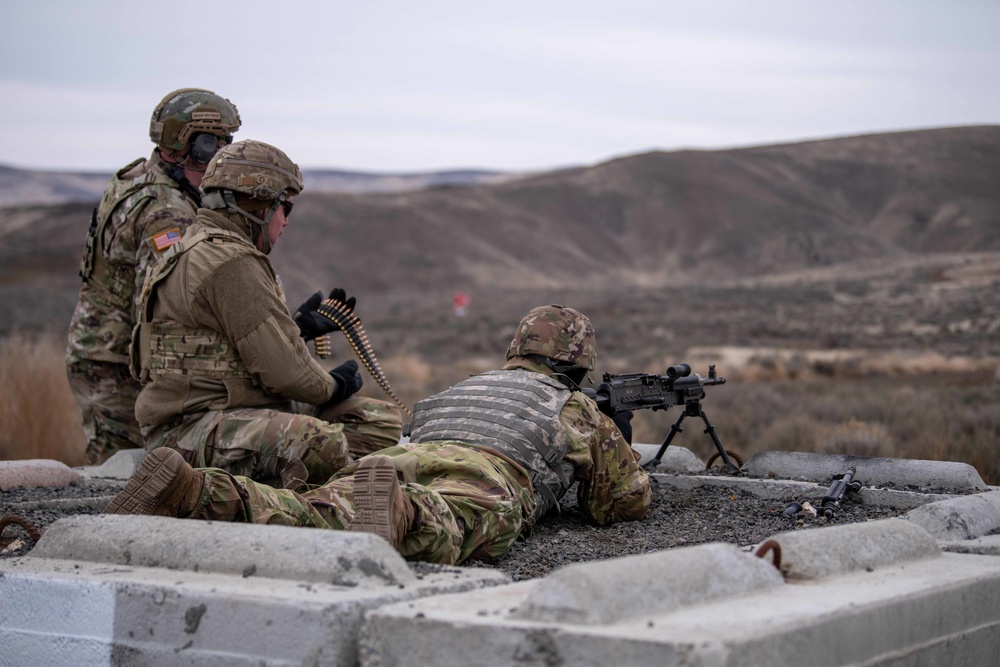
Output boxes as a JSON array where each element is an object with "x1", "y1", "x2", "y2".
[
  {"x1": 0, "y1": 164, "x2": 522, "y2": 207},
  {"x1": 1, "y1": 126, "x2": 998, "y2": 336},
  {"x1": 271, "y1": 125, "x2": 1000, "y2": 298}
]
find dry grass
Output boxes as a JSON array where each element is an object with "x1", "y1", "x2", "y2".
[
  {"x1": 0, "y1": 333, "x2": 86, "y2": 465},
  {"x1": 4, "y1": 336, "x2": 999, "y2": 486},
  {"x1": 631, "y1": 371, "x2": 1000, "y2": 485}
]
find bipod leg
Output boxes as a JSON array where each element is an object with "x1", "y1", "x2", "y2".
[
  {"x1": 698, "y1": 406, "x2": 741, "y2": 475},
  {"x1": 643, "y1": 412, "x2": 688, "y2": 471}
]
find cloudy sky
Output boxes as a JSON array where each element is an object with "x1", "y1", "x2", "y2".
[{"x1": 2, "y1": 1, "x2": 998, "y2": 173}]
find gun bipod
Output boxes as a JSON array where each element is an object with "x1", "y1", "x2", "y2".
[{"x1": 644, "y1": 401, "x2": 742, "y2": 475}]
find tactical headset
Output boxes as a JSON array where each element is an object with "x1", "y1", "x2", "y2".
[{"x1": 189, "y1": 132, "x2": 226, "y2": 165}]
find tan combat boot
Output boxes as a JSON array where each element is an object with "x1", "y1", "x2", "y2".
[
  {"x1": 105, "y1": 448, "x2": 205, "y2": 517},
  {"x1": 348, "y1": 454, "x2": 415, "y2": 546}
]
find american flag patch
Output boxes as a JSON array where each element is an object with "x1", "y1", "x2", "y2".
[{"x1": 152, "y1": 228, "x2": 182, "y2": 251}]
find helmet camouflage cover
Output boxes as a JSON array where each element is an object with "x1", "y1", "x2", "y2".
[
  {"x1": 505, "y1": 304, "x2": 597, "y2": 371},
  {"x1": 150, "y1": 88, "x2": 241, "y2": 151},
  {"x1": 201, "y1": 140, "x2": 304, "y2": 201}
]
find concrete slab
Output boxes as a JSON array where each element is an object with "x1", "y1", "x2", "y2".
[
  {"x1": 362, "y1": 531, "x2": 1000, "y2": 667},
  {"x1": 0, "y1": 459, "x2": 84, "y2": 491},
  {"x1": 754, "y1": 518, "x2": 940, "y2": 580},
  {"x1": 940, "y1": 535, "x2": 1000, "y2": 556},
  {"x1": 655, "y1": 472, "x2": 951, "y2": 509},
  {"x1": 1, "y1": 516, "x2": 509, "y2": 666},
  {"x1": 742, "y1": 450, "x2": 987, "y2": 490},
  {"x1": 34, "y1": 514, "x2": 413, "y2": 586},
  {"x1": 76, "y1": 448, "x2": 147, "y2": 480},
  {"x1": 904, "y1": 489, "x2": 1000, "y2": 540},
  {"x1": 511, "y1": 543, "x2": 782, "y2": 625}
]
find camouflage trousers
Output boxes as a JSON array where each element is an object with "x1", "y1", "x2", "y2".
[
  {"x1": 145, "y1": 396, "x2": 402, "y2": 492},
  {"x1": 66, "y1": 358, "x2": 143, "y2": 465},
  {"x1": 190, "y1": 442, "x2": 537, "y2": 565}
]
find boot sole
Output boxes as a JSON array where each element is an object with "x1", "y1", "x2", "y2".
[
  {"x1": 348, "y1": 455, "x2": 398, "y2": 543},
  {"x1": 105, "y1": 448, "x2": 185, "y2": 516}
]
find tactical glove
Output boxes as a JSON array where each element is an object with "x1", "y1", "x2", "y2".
[
  {"x1": 322, "y1": 359, "x2": 363, "y2": 408},
  {"x1": 327, "y1": 287, "x2": 357, "y2": 315},
  {"x1": 293, "y1": 291, "x2": 333, "y2": 341},
  {"x1": 611, "y1": 409, "x2": 634, "y2": 445}
]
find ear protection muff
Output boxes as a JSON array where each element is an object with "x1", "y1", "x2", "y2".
[{"x1": 189, "y1": 133, "x2": 221, "y2": 164}]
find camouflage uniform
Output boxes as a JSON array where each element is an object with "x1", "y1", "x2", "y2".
[
  {"x1": 67, "y1": 153, "x2": 201, "y2": 463},
  {"x1": 180, "y1": 355, "x2": 651, "y2": 565},
  {"x1": 67, "y1": 89, "x2": 241, "y2": 464},
  {"x1": 133, "y1": 141, "x2": 401, "y2": 490}
]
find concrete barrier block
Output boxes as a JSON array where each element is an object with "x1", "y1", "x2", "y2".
[
  {"x1": 743, "y1": 450, "x2": 987, "y2": 491},
  {"x1": 632, "y1": 444, "x2": 705, "y2": 473},
  {"x1": 904, "y1": 490, "x2": 1000, "y2": 540},
  {"x1": 512, "y1": 543, "x2": 783, "y2": 624},
  {"x1": 76, "y1": 448, "x2": 147, "y2": 480},
  {"x1": 32, "y1": 514, "x2": 414, "y2": 587},
  {"x1": 0, "y1": 459, "x2": 84, "y2": 491},
  {"x1": 362, "y1": 550, "x2": 1000, "y2": 667},
  {"x1": 0, "y1": 553, "x2": 508, "y2": 667},
  {"x1": 654, "y1": 473, "x2": 950, "y2": 509},
  {"x1": 940, "y1": 535, "x2": 1000, "y2": 556},
  {"x1": 757, "y1": 518, "x2": 940, "y2": 581}
]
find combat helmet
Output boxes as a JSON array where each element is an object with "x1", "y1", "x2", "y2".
[
  {"x1": 149, "y1": 88, "x2": 241, "y2": 156},
  {"x1": 200, "y1": 140, "x2": 303, "y2": 251},
  {"x1": 505, "y1": 304, "x2": 597, "y2": 371}
]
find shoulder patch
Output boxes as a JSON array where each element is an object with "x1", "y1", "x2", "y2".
[{"x1": 152, "y1": 228, "x2": 182, "y2": 251}]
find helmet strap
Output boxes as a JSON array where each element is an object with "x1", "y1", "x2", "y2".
[{"x1": 201, "y1": 190, "x2": 285, "y2": 254}]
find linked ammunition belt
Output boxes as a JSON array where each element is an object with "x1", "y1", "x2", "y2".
[{"x1": 314, "y1": 299, "x2": 412, "y2": 418}]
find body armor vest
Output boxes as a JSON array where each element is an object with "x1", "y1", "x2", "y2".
[
  {"x1": 79, "y1": 158, "x2": 189, "y2": 309},
  {"x1": 409, "y1": 370, "x2": 574, "y2": 519},
  {"x1": 131, "y1": 226, "x2": 262, "y2": 383}
]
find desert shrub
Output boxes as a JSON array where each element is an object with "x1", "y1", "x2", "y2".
[
  {"x1": 695, "y1": 372, "x2": 1000, "y2": 484},
  {"x1": 0, "y1": 333, "x2": 86, "y2": 464},
  {"x1": 816, "y1": 419, "x2": 895, "y2": 457}
]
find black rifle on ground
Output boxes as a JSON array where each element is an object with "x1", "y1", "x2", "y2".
[
  {"x1": 782, "y1": 466, "x2": 863, "y2": 519},
  {"x1": 582, "y1": 363, "x2": 740, "y2": 474},
  {"x1": 819, "y1": 467, "x2": 862, "y2": 518}
]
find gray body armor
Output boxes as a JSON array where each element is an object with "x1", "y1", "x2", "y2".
[{"x1": 408, "y1": 370, "x2": 574, "y2": 519}]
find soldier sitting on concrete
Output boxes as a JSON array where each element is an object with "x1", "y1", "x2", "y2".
[
  {"x1": 127, "y1": 139, "x2": 402, "y2": 492},
  {"x1": 108, "y1": 305, "x2": 651, "y2": 566},
  {"x1": 67, "y1": 88, "x2": 242, "y2": 465}
]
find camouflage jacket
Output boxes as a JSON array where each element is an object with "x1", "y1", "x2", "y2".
[
  {"x1": 67, "y1": 152, "x2": 198, "y2": 365},
  {"x1": 133, "y1": 208, "x2": 334, "y2": 430}
]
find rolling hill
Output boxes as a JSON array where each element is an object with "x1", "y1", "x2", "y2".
[{"x1": 1, "y1": 125, "x2": 998, "y2": 342}]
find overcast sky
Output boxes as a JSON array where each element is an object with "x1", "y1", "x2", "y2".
[{"x1": 2, "y1": 1, "x2": 998, "y2": 173}]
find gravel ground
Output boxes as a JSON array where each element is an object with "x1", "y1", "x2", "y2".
[
  {"x1": 475, "y1": 476, "x2": 905, "y2": 580},
  {"x1": 1, "y1": 479, "x2": 122, "y2": 557},
  {"x1": 2, "y1": 474, "x2": 907, "y2": 579}
]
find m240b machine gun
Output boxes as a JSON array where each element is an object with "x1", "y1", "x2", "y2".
[{"x1": 583, "y1": 363, "x2": 741, "y2": 474}]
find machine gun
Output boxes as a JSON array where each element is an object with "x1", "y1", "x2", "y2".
[{"x1": 582, "y1": 364, "x2": 741, "y2": 474}]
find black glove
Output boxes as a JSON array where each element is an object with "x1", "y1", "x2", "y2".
[
  {"x1": 295, "y1": 287, "x2": 357, "y2": 341},
  {"x1": 327, "y1": 287, "x2": 357, "y2": 315},
  {"x1": 293, "y1": 291, "x2": 334, "y2": 341},
  {"x1": 323, "y1": 359, "x2": 363, "y2": 407},
  {"x1": 611, "y1": 409, "x2": 634, "y2": 445}
]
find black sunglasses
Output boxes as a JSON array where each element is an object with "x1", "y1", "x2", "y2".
[{"x1": 280, "y1": 200, "x2": 294, "y2": 217}]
